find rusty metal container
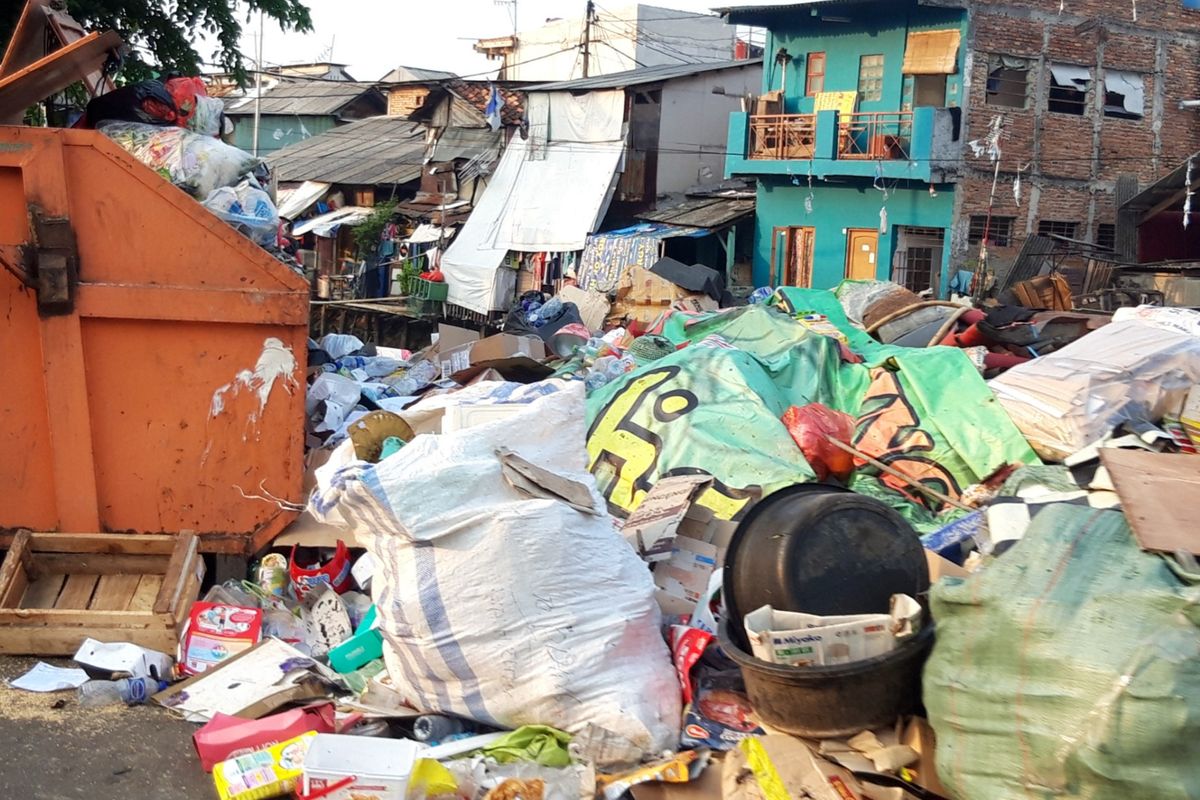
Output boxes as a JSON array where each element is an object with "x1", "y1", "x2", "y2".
[{"x1": 0, "y1": 125, "x2": 309, "y2": 554}]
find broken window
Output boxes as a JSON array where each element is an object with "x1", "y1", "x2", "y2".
[
  {"x1": 806, "y1": 52, "x2": 826, "y2": 96},
  {"x1": 1048, "y1": 63, "x2": 1091, "y2": 115},
  {"x1": 1097, "y1": 223, "x2": 1116, "y2": 250},
  {"x1": 858, "y1": 54, "x2": 884, "y2": 102},
  {"x1": 986, "y1": 55, "x2": 1030, "y2": 109},
  {"x1": 968, "y1": 215, "x2": 1015, "y2": 247},
  {"x1": 1103, "y1": 70, "x2": 1144, "y2": 119},
  {"x1": 1038, "y1": 219, "x2": 1079, "y2": 239}
]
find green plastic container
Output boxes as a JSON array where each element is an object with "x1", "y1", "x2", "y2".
[
  {"x1": 412, "y1": 278, "x2": 449, "y2": 301},
  {"x1": 329, "y1": 605, "x2": 384, "y2": 674}
]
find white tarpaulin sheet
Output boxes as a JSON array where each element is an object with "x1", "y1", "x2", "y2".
[
  {"x1": 292, "y1": 206, "x2": 372, "y2": 237},
  {"x1": 441, "y1": 90, "x2": 625, "y2": 314},
  {"x1": 277, "y1": 180, "x2": 330, "y2": 220}
]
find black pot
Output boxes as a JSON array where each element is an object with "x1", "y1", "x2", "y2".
[
  {"x1": 722, "y1": 484, "x2": 929, "y2": 651},
  {"x1": 720, "y1": 617, "x2": 934, "y2": 738}
]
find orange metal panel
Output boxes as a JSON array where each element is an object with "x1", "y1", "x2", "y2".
[
  {"x1": 0, "y1": 268, "x2": 58, "y2": 530},
  {"x1": 0, "y1": 126, "x2": 308, "y2": 553}
]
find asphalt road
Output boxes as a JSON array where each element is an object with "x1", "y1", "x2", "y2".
[{"x1": 0, "y1": 657, "x2": 212, "y2": 800}]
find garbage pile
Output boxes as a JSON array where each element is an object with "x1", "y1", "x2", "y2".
[
  {"x1": 13, "y1": 269, "x2": 1200, "y2": 800},
  {"x1": 81, "y1": 77, "x2": 286, "y2": 254}
]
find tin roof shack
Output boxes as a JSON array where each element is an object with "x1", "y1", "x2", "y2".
[
  {"x1": 1113, "y1": 151, "x2": 1200, "y2": 306},
  {"x1": 440, "y1": 60, "x2": 761, "y2": 317},
  {"x1": 221, "y1": 79, "x2": 386, "y2": 156},
  {"x1": 267, "y1": 85, "x2": 516, "y2": 298}
]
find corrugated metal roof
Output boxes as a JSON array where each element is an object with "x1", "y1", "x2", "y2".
[
  {"x1": 380, "y1": 65, "x2": 457, "y2": 83},
  {"x1": 636, "y1": 197, "x2": 756, "y2": 229},
  {"x1": 523, "y1": 58, "x2": 762, "y2": 93},
  {"x1": 267, "y1": 116, "x2": 501, "y2": 185},
  {"x1": 714, "y1": 0, "x2": 892, "y2": 13},
  {"x1": 224, "y1": 80, "x2": 384, "y2": 116}
]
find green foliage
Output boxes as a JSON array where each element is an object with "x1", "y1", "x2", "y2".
[
  {"x1": 354, "y1": 201, "x2": 398, "y2": 258},
  {"x1": 0, "y1": 0, "x2": 313, "y2": 87}
]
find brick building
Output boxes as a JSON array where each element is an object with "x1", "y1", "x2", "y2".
[
  {"x1": 955, "y1": 0, "x2": 1200, "y2": 275},
  {"x1": 722, "y1": 0, "x2": 1200, "y2": 291}
]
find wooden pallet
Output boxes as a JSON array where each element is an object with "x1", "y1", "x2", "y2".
[{"x1": 0, "y1": 531, "x2": 204, "y2": 655}]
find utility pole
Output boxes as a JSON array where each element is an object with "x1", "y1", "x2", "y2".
[
  {"x1": 252, "y1": 9, "x2": 263, "y2": 157},
  {"x1": 582, "y1": 0, "x2": 595, "y2": 78}
]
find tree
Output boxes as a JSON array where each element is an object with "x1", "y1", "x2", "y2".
[{"x1": 1, "y1": 0, "x2": 313, "y2": 85}]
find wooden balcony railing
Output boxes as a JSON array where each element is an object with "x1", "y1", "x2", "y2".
[
  {"x1": 837, "y1": 111, "x2": 913, "y2": 160},
  {"x1": 749, "y1": 114, "x2": 817, "y2": 160}
]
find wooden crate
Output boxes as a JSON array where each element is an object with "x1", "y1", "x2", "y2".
[{"x1": 0, "y1": 531, "x2": 204, "y2": 655}]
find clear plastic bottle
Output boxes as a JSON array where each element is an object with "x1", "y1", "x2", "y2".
[{"x1": 77, "y1": 677, "x2": 167, "y2": 708}]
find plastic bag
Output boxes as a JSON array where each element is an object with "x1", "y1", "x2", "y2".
[
  {"x1": 203, "y1": 179, "x2": 279, "y2": 247},
  {"x1": 189, "y1": 96, "x2": 226, "y2": 137},
  {"x1": 164, "y1": 76, "x2": 208, "y2": 125},
  {"x1": 311, "y1": 384, "x2": 681, "y2": 754},
  {"x1": 86, "y1": 80, "x2": 178, "y2": 126},
  {"x1": 781, "y1": 403, "x2": 856, "y2": 481},
  {"x1": 97, "y1": 121, "x2": 261, "y2": 199}
]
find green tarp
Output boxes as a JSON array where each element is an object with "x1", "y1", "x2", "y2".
[
  {"x1": 585, "y1": 290, "x2": 1037, "y2": 528},
  {"x1": 924, "y1": 504, "x2": 1200, "y2": 799}
]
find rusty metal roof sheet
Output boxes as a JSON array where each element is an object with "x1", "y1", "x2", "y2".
[{"x1": 636, "y1": 196, "x2": 756, "y2": 230}]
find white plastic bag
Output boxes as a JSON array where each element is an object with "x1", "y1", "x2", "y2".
[
  {"x1": 311, "y1": 384, "x2": 681, "y2": 753},
  {"x1": 98, "y1": 120, "x2": 260, "y2": 198},
  {"x1": 203, "y1": 179, "x2": 279, "y2": 247}
]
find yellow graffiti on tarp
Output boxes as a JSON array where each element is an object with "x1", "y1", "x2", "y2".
[{"x1": 586, "y1": 365, "x2": 762, "y2": 521}]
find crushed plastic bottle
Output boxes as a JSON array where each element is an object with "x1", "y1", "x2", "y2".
[{"x1": 78, "y1": 677, "x2": 168, "y2": 708}]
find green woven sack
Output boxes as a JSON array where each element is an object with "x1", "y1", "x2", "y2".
[{"x1": 924, "y1": 504, "x2": 1200, "y2": 800}]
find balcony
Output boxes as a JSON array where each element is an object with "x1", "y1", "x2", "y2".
[{"x1": 728, "y1": 107, "x2": 960, "y2": 183}]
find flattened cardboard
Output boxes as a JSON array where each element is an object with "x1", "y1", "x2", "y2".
[
  {"x1": 1101, "y1": 449, "x2": 1200, "y2": 555},
  {"x1": 622, "y1": 475, "x2": 714, "y2": 561}
]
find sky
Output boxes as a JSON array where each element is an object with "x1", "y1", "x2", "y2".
[{"x1": 233, "y1": 0, "x2": 729, "y2": 82}]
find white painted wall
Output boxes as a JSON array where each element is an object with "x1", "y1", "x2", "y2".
[
  {"x1": 655, "y1": 63, "x2": 762, "y2": 194},
  {"x1": 503, "y1": 4, "x2": 737, "y2": 82}
]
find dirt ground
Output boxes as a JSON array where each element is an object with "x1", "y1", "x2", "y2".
[{"x1": 0, "y1": 656, "x2": 212, "y2": 800}]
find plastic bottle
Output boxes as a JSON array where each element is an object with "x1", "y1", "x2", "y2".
[
  {"x1": 412, "y1": 714, "x2": 467, "y2": 743},
  {"x1": 77, "y1": 677, "x2": 167, "y2": 708}
]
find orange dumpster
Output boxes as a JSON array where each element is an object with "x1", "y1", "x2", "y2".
[{"x1": 0, "y1": 126, "x2": 310, "y2": 554}]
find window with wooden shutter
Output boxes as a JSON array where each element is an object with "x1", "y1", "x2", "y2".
[{"x1": 902, "y1": 30, "x2": 961, "y2": 75}]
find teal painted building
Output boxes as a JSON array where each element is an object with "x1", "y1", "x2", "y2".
[
  {"x1": 224, "y1": 81, "x2": 386, "y2": 157},
  {"x1": 723, "y1": 0, "x2": 966, "y2": 294}
]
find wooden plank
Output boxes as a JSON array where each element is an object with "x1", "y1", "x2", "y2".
[
  {"x1": 1100, "y1": 449, "x2": 1200, "y2": 555},
  {"x1": 90, "y1": 574, "x2": 141, "y2": 611},
  {"x1": 54, "y1": 573, "x2": 98, "y2": 609},
  {"x1": 20, "y1": 573, "x2": 66, "y2": 609},
  {"x1": 33, "y1": 553, "x2": 170, "y2": 576},
  {"x1": 127, "y1": 575, "x2": 163, "y2": 613},
  {"x1": 27, "y1": 533, "x2": 176, "y2": 555},
  {"x1": 155, "y1": 531, "x2": 199, "y2": 615},
  {"x1": 0, "y1": 570, "x2": 29, "y2": 609},
  {"x1": 0, "y1": 620, "x2": 177, "y2": 656},
  {"x1": 0, "y1": 530, "x2": 32, "y2": 609},
  {"x1": 0, "y1": 608, "x2": 164, "y2": 626}
]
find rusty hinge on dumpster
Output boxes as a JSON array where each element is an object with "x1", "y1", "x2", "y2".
[{"x1": 30, "y1": 208, "x2": 78, "y2": 315}]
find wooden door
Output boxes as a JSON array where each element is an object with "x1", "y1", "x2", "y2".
[
  {"x1": 771, "y1": 226, "x2": 815, "y2": 286},
  {"x1": 845, "y1": 228, "x2": 880, "y2": 280},
  {"x1": 785, "y1": 227, "x2": 815, "y2": 286}
]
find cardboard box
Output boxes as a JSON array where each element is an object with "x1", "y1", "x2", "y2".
[
  {"x1": 622, "y1": 475, "x2": 714, "y2": 561},
  {"x1": 434, "y1": 324, "x2": 551, "y2": 385}
]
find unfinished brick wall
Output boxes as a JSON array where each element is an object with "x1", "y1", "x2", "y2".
[{"x1": 950, "y1": 0, "x2": 1200, "y2": 272}]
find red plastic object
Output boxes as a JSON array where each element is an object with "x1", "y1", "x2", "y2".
[
  {"x1": 164, "y1": 76, "x2": 207, "y2": 126},
  {"x1": 289, "y1": 541, "x2": 353, "y2": 598},
  {"x1": 782, "y1": 404, "x2": 857, "y2": 482},
  {"x1": 194, "y1": 704, "x2": 336, "y2": 772}
]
